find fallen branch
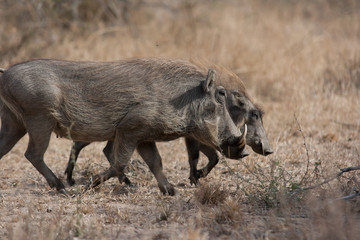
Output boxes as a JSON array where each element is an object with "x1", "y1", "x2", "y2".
[
  {"x1": 292, "y1": 165, "x2": 360, "y2": 193},
  {"x1": 312, "y1": 190, "x2": 360, "y2": 211},
  {"x1": 332, "y1": 190, "x2": 360, "y2": 201}
]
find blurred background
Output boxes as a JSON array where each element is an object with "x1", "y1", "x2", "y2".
[
  {"x1": 1, "y1": 0, "x2": 359, "y2": 102},
  {"x1": 0, "y1": 1, "x2": 360, "y2": 238}
]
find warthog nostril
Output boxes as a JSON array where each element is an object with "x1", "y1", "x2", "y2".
[
  {"x1": 259, "y1": 140, "x2": 273, "y2": 156},
  {"x1": 263, "y1": 148, "x2": 273, "y2": 156},
  {"x1": 240, "y1": 148, "x2": 249, "y2": 158}
]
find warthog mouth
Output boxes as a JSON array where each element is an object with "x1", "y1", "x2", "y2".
[
  {"x1": 222, "y1": 123, "x2": 247, "y2": 148},
  {"x1": 237, "y1": 124, "x2": 247, "y2": 148},
  {"x1": 228, "y1": 124, "x2": 247, "y2": 154},
  {"x1": 221, "y1": 124, "x2": 248, "y2": 159}
]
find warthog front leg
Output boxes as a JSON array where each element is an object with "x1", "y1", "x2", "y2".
[
  {"x1": 197, "y1": 145, "x2": 220, "y2": 180},
  {"x1": 66, "y1": 141, "x2": 132, "y2": 186},
  {"x1": 85, "y1": 166, "x2": 118, "y2": 190},
  {"x1": 186, "y1": 137, "x2": 219, "y2": 185},
  {"x1": 185, "y1": 137, "x2": 201, "y2": 185},
  {"x1": 86, "y1": 140, "x2": 174, "y2": 195},
  {"x1": 101, "y1": 141, "x2": 132, "y2": 186},
  {"x1": 65, "y1": 141, "x2": 90, "y2": 186},
  {"x1": 86, "y1": 134, "x2": 136, "y2": 190},
  {"x1": 137, "y1": 142, "x2": 175, "y2": 196}
]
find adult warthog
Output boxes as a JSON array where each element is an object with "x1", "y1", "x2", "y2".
[
  {"x1": 0, "y1": 58, "x2": 246, "y2": 195},
  {"x1": 64, "y1": 68, "x2": 272, "y2": 186}
]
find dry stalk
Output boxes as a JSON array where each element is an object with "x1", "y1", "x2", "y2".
[{"x1": 294, "y1": 114, "x2": 310, "y2": 185}]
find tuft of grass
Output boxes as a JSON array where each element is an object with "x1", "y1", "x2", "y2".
[
  {"x1": 194, "y1": 182, "x2": 228, "y2": 206},
  {"x1": 212, "y1": 197, "x2": 243, "y2": 225}
]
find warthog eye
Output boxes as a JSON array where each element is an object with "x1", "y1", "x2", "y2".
[
  {"x1": 219, "y1": 89, "x2": 226, "y2": 97},
  {"x1": 215, "y1": 87, "x2": 227, "y2": 104},
  {"x1": 251, "y1": 111, "x2": 259, "y2": 120},
  {"x1": 238, "y1": 100, "x2": 245, "y2": 107}
]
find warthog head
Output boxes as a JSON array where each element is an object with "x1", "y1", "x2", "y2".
[
  {"x1": 189, "y1": 62, "x2": 272, "y2": 159},
  {"x1": 226, "y1": 90, "x2": 273, "y2": 157},
  {"x1": 189, "y1": 69, "x2": 247, "y2": 153}
]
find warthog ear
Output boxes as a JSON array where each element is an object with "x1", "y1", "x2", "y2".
[{"x1": 202, "y1": 68, "x2": 216, "y2": 92}]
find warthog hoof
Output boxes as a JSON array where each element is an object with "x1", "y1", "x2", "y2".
[
  {"x1": 158, "y1": 183, "x2": 176, "y2": 196},
  {"x1": 189, "y1": 169, "x2": 206, "y2": 186},
  {"x1": 84, "y1": 175, "x2": 103, "y2": 191},
  {"x1": 66, "y1": 177, "x2": 76, "y2": 186},
  {"x1": 52, "y1": 180, "x2": 66, "y2": 192},
  {"x1": 58, "y1": 188, "x2": 68, "y2": 196},
  {"x1": 189, "y1": 175, "x2": 199, "y2": 186},
  {"x1": 64, "y1": 167, "x2": 76, "y2": 186},
  {"x1": 84, "y1": 180, "x2": 94, "y2": 192},
  {"x1": 117, "y1": 174, "x2": 133, "y2": 186}
]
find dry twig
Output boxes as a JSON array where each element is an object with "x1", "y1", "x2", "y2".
[
  {"x1": 331, "y1": 190, "x2": 360, "y2": 202},
  {"x1": 291, "y1": 165, "x2": 360, "y2": 199},
  {"x1": 294, "y1": 114, "x2": 311, "y2": 185}
]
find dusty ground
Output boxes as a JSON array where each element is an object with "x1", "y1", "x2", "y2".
[{"x1": 0, "y1": 1, "x2": 360, "y2": 239}]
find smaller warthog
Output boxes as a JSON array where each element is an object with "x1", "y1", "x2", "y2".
[
  {"x1": 0, "y1": 58, "x2": 246, "y2": 195},
  {"x1": 64, "y1": 68, "x2": 272, "y2": 186},
  {"x1": 187, "y1": 87, "x2": 273, "y2": 185}
]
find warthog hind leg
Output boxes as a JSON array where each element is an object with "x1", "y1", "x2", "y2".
[
  {"x1": 137, "y1": 142, "x2": 175, "y2": 196},
  {"x1": 24, "y1": 117, "x2": 65, "y2": 192},
  {"x1": 0, "y1": 110, "x2": 26, "y2": 160}
]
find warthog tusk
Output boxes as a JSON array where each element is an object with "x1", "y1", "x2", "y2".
[
  {"x1": 237, "y1": 119, "x2": 245, "y2": 129},
  {"x1": 238, "y1": 124, "x2": 247, "y2": 148}
]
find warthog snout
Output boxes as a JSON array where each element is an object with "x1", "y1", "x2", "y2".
[
  {"x1": 239, "y1": 147, "x2": 249, "y2": 158},
  {"x1": 262, "y1": 142, "x2": 273, "y2": 156},
  {"x1": 251, "y1": 134, "x2": 273, "y2": 156}
]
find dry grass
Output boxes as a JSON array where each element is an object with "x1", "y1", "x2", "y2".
[{"x1": 1, "y1": 0, "x2": 360, "y2": 239}]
